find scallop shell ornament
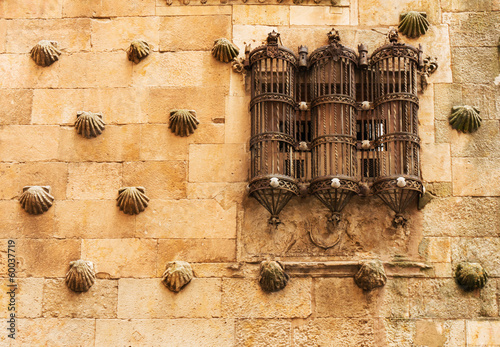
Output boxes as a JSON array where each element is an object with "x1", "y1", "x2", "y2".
[
  {"x1": 65, "y1": 260, "x2": 96, "y2": 292},
  {"x1": 398, "y1": 11, "x2": 430, "y2": 38},
  {"x1": 169, "y1": 109, "x2": 199, "y2": 137},
  {"x1": 117, "y1": 187, "x2": 150, "y2": 215},
  {"x1": 449, "y1": 106, "x2": 482, "y2": 133},
  {"x1": 19, "y1": 186, "x2": 54, "y2": 215},
  {"x1": 259, "y1": 261, "x2": 289, "y2": 292},
  {"x1": 211, "y1": 38, "x2": 239, "y2": 63},
  {"x1": 75, "y1": 111, "x2": 105, "y2": 139},
  {"x1": 455, "y1": 262, "x2": 488, "y2": 291},
  {"x1": 162, "y1": 261, "x2": 194, "y2": 292},
  {"x1": 127, "y1": 39, "x2": 150, "y2": 64},
  {"x1": 30, "y1": 40, "x2": 61, "y2": 67},
  {"x1": 354, "y1": 260, "x2": 387, "y2": 291}
]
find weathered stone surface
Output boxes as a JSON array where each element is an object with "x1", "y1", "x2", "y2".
[
  {"x1": 451, "y1": 121, "x2": 500, "y2": 158},
  {"x1": 118, "y1": 278, "x2": 221, "y2": 318},
  {"x1": 156, "y1": 5, "x2": 232, "y2": 16},
  {"x1": 461, "y1": 84, "x2": 499, "y2": 120},
  {"x1": 0, "y1": 125, "x2": 59, "y2": 162},
  {"x1": 43, "y1": 279, "x2": 117, "y2": 318},
  {"x1": 221, "y1": 278, "x2": 312, "y2": 318},
  {"x1": 451, "y1": 47, "x2": 499, "y2": 84},
  {"x1": 452, "y1": 158, "x2": 500, "y2": 196},
  {"x1": 0, "y1": 163, "x2": 18, "y2": 199},
  {"x1": 19, "y1": 162, "x2": 68, "y2": 199},
  {"x1": 0, "y1": 89, "x2": 33, "y2": 125},
  {"x1": 451, "y1": 237, "x2": 500, "y2": 277},
  {"x1": 236, "y1": 319, "x2": 291, "y2": 347},
  {"x1": 232, "y1": 25, "x2": 278, "y2": 58},
  {"x1": 62, "y1": 0, "x2": 155, "y2": 17},
  {"x1": 1, "y1": 0, "x2": 63, "y2": 19},
  {"x1": 186, "y1": 183, "x2": 246, "y2": 210},
  {"x1": 0, "y1": 55, "x2": 60, "y2": 88},
  {"x1": 422, "y1": 197, "x2": 499, "y2": 237},
  {"x1": 293, "y1": 318, "x2": 375, "y2": 346},
  {"x1": 441, "y1": 0, "x2": 491, "y2": 11},
  {"x1": 225, "y1": 95, "x2": 251, "y2": 144},
  {"x1": 425, "y1": 182, "x2": 453, "y2": 197},
  {"x1": 354, "y1": 260, "x2": 387, "y2": 291},
  {"x1": 6, "y1": 19, "x2": 90, "y2": 53},
  {"x1": 159, "y1": 16, "x2": 231, "y2": 52},
  {"x1": 290, "y1": 6, "x2": 350, "y2": 26},
  {"x1": 419, "y1": 237, "x2": 451, "y2": 263},
  {"x1": 466, "y1": 320, "x2": 500, "y2": 346},
  {"x1": 359, "y1": 0, "x2": 440, "y2": 26},
  {"x1": 67, "y1": 163, "x2": 121, "y2": 199},
  {"x1": 421, "y1": 143, "x2": 452, "y2": 182},
  {"x1": 418, "y1": 84, "x2": 435, "y2": 144},
  {"x1": 95, "y1": 319, "x2": 234, "y2": 346},
  {"x1": 91, "y1": 17, "x2": 160, "y2": 52},
  {"x1": 0, "y1": 20, "x2": 6, "y2": 52},
  {"x1": 157, "y1": 239, "x2": 236, "y2": 271},
  {"x1": 408, "y1": 278, "x2": 495, "y2": 318},
  {"x1": 140, "y1": 124, "x2": 189, "y2": 161},
  {"x1": 188, "y1": 144, "x2": 248, "y2": 182},
  {"x1": 233, "y1": 5, "x2": 289, "y2": 26},
  {"x1": 0, "y1": 278, "x2": 43, "y2": 318},
  {"x1": 54, "y1": 200, "x2": 136, "y2": 239},
  {"x1": 434, "y1": 83, "x2": 462, "y2": 121},
  {"x1": 15, "y1": 239, "x2": 80, "y2": 277},
  {"x1": 122, "y1": 161, "x2": 187, "y2": 200},
  {"x1": 82, "y1": 239, "x2": 157, "y2": 278},
  {"x1": 445, "y1": 12, "x2": 500, "y2": 47},
  {"x1": 0, "y1": 200, "x2": 55, "y2": 239}
]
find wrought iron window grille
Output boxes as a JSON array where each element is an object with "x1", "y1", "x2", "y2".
[{"x1": 244, "y1": 28, "x2": 424, "y2": 228}]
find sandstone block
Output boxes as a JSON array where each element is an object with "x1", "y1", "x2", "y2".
[
  {"x1": 441, "y1": 0, "x2": 491, "y2": 11},
  {"x1": 95, "y1": 319, "x2": 234, "y2": 346},
  {"x1": 15, "y1": 239, "x2": 80, "y2": 277},
  {"x1": 452, "y1": 47, "x2": 499, "y2": 84},
  {"x1": 232, "y1": 5, "x2": 289, "y2": 26},
  {"x1": 451, "y1": 237, "x2": 500, "y2": 277},
  {"x1": 156, "y1": 5, "x2": 232, "y2": 16},
  {"x1": 6, "y1": 19, "x2": 90, "y2": 53},
  {"x1": 232, "y1": 25, "x2": 277, "y2": 60},
  {"x1": 0, "y1": 201, "x2": 55, "y2": 239},
  {"x1": 186, "y1": 182, "x2": 246, "y2": 210},
  {"x1": 0, "y1": 55, "x2": 60, "y2": 88},
  {"x1": 140, "y1": 124, "x2": 189, "y2": 161},
  {"x1": 0, "y1": 20, "x2": 6, "y2": 52},
  {"x1": 0, "y1": 164, "x2": 19, "y2": 199},
  {"x1": 81, "y1": 239, "x2": 157, "y2": 278},
  {"x1": 42, "y1": 279, "x2": 117, "y2": 318},
  {"x1": 91, "y1": 17, "x2": 160, "y2": 52},
  {"x1": 19, "y1": 162, "x2": 68, "y2": 200},
  {"x1": 189, "y1": 144, "x2": 248, "y2": 182},
  {"x1": 225, "y1": 95, "x2": 251, "y2": 144},
  {"x1": 0, "y1": 89, "x2": 32, "y2": 125},
  {"x1": 434, "y1": 84, "x2": 462, "y2": 122},
  {"x1": 421, "y1": 143, "x2": 452, "y2": 182},
  {"x1": 32, "y1": 88, "x2": 84, "y2": 125},
  {"x1": 445, "y1": 12, "x2": 500, "y2": 47},
  {"x1": 118, "y1": 278, "x2": 222, "y2": 318},
  {"x1": 54, "y1": 200, "x2": 136, "y2": 239},
  {"x1": 0, "y1": 125, "x2": 59, "y2": 162},
  {"x1": 62, "y1": 0, "x2": 155, "y2": 17},
  {"x1": 461, "y1": 84, "x2": 499, "y2": 120},
  {"x1": 0, "y1": 278, "x2": 43, "y2": 318},
  {"x1": 451, "y1": 121, "x2": 500, "y2": 158},
  {"x1": 1, "y1": 0, "x2": 63, "y2": 18},
  {"x1": 123, "y1": 161, "x2": 187, "y2": 200},
  {"x1": 159, "y1": 16, "x2": 231, "y2": 52},
  {"x1": 290, "y1": 6, "x2": 350, "y2": 26},
  {"x1": 422, "y1": 197, "x2": 499, "y2": 237},
  {"x1": 59, "y1": 125, "x2": 141, "y2": 162},
  {"x1": 293, "y1": 318, "x2": 375, "y2": 346},
  {"x1": 452, "y1": 158, "x2": 500, "y2": 196},
  {"x1": 419, "y1": 237, "x2": 451, "y2": 263},
  {"x1": 136, "y1": 199, "x2": 237, "y2": 239},
  {"x1": 157, "y1": 239, "x2": 236, "y2": 270},
  {"x1": 359, "y1": 0, "x2": 440, "y2": 26},
  {"x1": 221, "y1": 278, "x2": 311, "y2": 318},
  {"x1": 84, "y1": 87, "x2": 143, "y2": 125},
  {"x1": 466, "y1": 320, "x2": 500, "y2": 346},
  {"x1": 418, "y1": 84, "x2": 435, "y2": 144},
  {"x1": 67, "y1": 163, "x2": 121, "y2": 199},
  {"x1": 14, "y1": 319, "x2": 95, "y2": 345},
  {"x1": 236, "y1": 319, "x2": 291, "y2": 347}
]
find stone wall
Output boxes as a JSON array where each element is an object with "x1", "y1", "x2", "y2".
[{"x1": 0, "y1": 0, "x2": 499, "y2": 345}]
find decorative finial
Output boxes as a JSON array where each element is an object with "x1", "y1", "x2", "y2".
[
  {"x1": 327, "y1": 28, "x2": 341, "y2": 45},
  {"x1": 388, "y1": 28, "x2": 399, "y2": 43}
]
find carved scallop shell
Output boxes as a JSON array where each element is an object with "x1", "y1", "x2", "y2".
[
  {"x1": 127, "y1": 39, "x2": 150, "y2": 64},
  {"x1": 398, "y1": 11, "x2": 430, "y2": 38},
  {"x1": 169, "y1": 109, "x2": 199, "y2": 137},
  {"x1": 354, "y1": 260, "x2": 387, "y2": 291},
  {"x1": 30, "y1": 40, "x2": 61, "y2": 67},
  {"x1": 65, "y1": 260, "x2": 96, "y2": 292},
  {"x1": 211, "y1": 38, "x2": 239, "y2": 63},
  {"x1": 75, "y1": 111, "x2": 105, "y2": 139},
  {"x1": 449, "y1": 105, "x2": 482, "y2": 133},
  {"x1": 117, "y1": 187, "x2": 150, "y2": 215},
  {"x1": 162, "y1": 261, "x2": 193, "y2": 292},
  {"x1": 455, "y1": 262, "x2": 488, "y2": 291},
  {"x1": 19, "y1": 186, "x2": 54, "y2": 215},
  {"x1": 259, "y1": 261, "x2": 289, "y2": 292}
]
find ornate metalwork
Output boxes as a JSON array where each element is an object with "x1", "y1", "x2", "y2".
[{"x1": 419, "y1": 56, "x2": 438, "y2": 92}]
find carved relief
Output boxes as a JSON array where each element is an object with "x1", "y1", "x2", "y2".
[
  {"x1": 259, "y1": 261, "x2": 289, "y2": 292},
  {"x1": 117, "y1": 187, "x2": 150, "y2": 215},
  {"x1": 211, "y1": 38, "x2": 239, "y2": 63},
  {"x1": 162, "y1": 261, "x2": 194, "y2": 292},
  {"x1": 398, "y1": 11, "x2": 430, "y2": 38},
  {"x1": 75, "y1": 111, "x2": 106, "y2": 139},
  {"x1": 65, "y1": 260, "x2": 96, "y2": 292},
  {"x1": 169, "y1": 109, "x2": 199, "y2": 137},
  {"x1": 455, "y1": 262, "x2": 488, "y2": 291},
  {"x1": 449, "y1": 106, "x2": 482, "y2": 133},
  {"x1": 127, "y1": 39, "x2": 150, "y2": 64},
  {"x1": 19, "y1": 186, "x2": 54, "y2": 215},
  {"x1": 354, "y1": 260, "x2": 387, "y2": 290},
  {"x1": 30, "y1": 40, "x2": 61, "y2": 67}
]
